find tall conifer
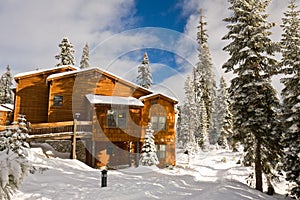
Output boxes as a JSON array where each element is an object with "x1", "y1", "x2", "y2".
[
  {"x1": 55, "y1": 37, "x2": 76, "y2": 67},
  {"x1": 280, "y1": 1, "x2": 300, "y2": 198},
  {"x1": 222, "y1": 0, "x2": 282, "y2": 192},
  {"x1": 137, "y1": 52, "x2": 152, "y2": 89}
]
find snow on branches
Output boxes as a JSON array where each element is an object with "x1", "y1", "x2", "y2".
[
  {"x1": 140, "y1": 123, "x2": 159, "y2": 166},
  {"x1": 0, "y1": 115, "x2": 31, "y2": 200}
]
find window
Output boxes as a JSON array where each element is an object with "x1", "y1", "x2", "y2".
[
  {"x1": 151, "y1": 116, "x2": 166, "y2": 131},
  {"x1": 107, "y1": 110, "x2": 127, "y2": 128},
  {"x1": 53, "y1": 95, "x2": 63, "y2": 106},
  {"x1": 156, "y1": 144, "x2": 166, "y2": 159}
]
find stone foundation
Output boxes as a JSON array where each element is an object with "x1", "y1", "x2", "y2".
[{"x1": 45, "y1": 140, "x2": 87, "y2": 163}]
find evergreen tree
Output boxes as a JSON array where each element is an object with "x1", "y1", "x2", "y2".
[
  {"x1": 137, "y1": 52, "x2": 152, "y2": 89},
  {"x1": 216, "y1": 77, "x2": 233, "y2": 149},
  {"x1": 140, "y1": 123, "x2": 159, "y2": 166},
  {"x1": 179, "y1": 76, "x2": 198, "y2": 150},
  {"x1": 199, "y1": 98, "x2": 209, "y2": 150},
  {"x1": 280, "y1": 1, "x2": 300, "y2": 198},
  {"x1": 222, "y1": 0, "x2": 282, "y2": 192},
  {"x1": 194, "y1": 9, "x2": 216, "y2": 144},
  {"x1": 55, "y1": 37, "x2": 76, "y2": 67},
  {"x1": 176, "y1": 106, "x2": 183, "y2": 148},
  {"x1": 0, "y1": 65, "x2": 14, "y2": 104},
  {"x1": 80, "y1": 43, "x2": 90, "y2": 69},
  {"x1": 0, "y1": 115, "x2": 30, "y2": 199}
]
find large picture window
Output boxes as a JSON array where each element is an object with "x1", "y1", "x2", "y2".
[
  {"x1": 53, "y1": 95, "x2": 63, "y2": 106},
  {"x1": 151, "y1": 116, "x2": 166, "y2": 131},
  {"x1": 107, "y1": 110, "x2": 127, "y2": 128},
  {"x1": 156, "y1": 144, "x2": 166, "y2": 159}
]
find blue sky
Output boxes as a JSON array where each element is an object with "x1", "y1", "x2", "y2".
[{"x1": 0, "y1": 0, "x2": 291, "y2": 102}]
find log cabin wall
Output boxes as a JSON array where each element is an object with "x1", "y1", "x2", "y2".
[
  {"x1": 14, "y1": 67, "x2": 75, "y2": 123},
  {"x1": 0, "y1": 111, "x2": 11, "y2": 125},
  {"x1": 48, "y1": 69, "x2": 151, "y2": 123},
  {"x1": 141, "y1": 96, "x2": 177, "y2": 167},
  {"x1": 92, "y1": 105, "x2": 142, "y2": 142}
]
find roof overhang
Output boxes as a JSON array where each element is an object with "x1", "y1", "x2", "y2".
[
  {"x1": 86, "y1": 94, "x2": 144, "y2": 107},
  {"x1": 139, "y1": 93, "x2": 178, "y2": 104}
]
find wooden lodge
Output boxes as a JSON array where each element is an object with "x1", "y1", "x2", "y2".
[
  {"x1": 0, "y1": 104, "x2": 13, "y2": 126},
  {"x1": 13, "y1": 66, "x2": 178, "y2": 168}
]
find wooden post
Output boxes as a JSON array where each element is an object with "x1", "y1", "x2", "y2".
[
  {"x1": 91, "y1": 141, "x2": 95, "y2": 167},
  {"x1": 72, "y1": 119, "x2": 77, "y2": 159}
]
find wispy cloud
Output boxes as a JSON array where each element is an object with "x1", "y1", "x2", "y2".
[{"x1": 0, "y1": 0, "x2": 136, "y2": 74}]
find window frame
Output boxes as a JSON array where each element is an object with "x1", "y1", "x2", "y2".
[
  {"x1": 107, "y1": 110, "x2": 127, "y2": 128},
  {"x1": 151, "y1": 116, "x2": 166, "y2": 131},
  {"x1": 53, "y1": 95, "x2": 63, "y2": 106},
  {"x1": 156, "y1": 144, "x2": 166, "y2": 159}
]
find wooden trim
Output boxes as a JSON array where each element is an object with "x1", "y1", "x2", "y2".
[{"x1": 30, "y1": 121, "x2": 74, "y2": 129}]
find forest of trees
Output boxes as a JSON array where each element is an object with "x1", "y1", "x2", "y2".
[
  {"x1": 177, "y1": 0, "x2": 299, "y2": 198},
  {"x1": 0, "y1": 0, "x2": 299, "y2": 199}
]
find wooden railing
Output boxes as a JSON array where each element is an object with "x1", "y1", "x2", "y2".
[
  {"x1": 28, "y1": 120, "x2": 93, "y2": 159},
  {"x1": 29, "y1": 120, "x2": 92, "y2": 135}
]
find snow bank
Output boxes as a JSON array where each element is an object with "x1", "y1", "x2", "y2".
[{"x1": 14, "y1": 148, "x2": 291, "y2": 200}]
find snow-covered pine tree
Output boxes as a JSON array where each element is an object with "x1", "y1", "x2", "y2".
[
  {"x1": 280, "y1": 1, "x2": 300, "y2": 198},
  {"x1": 216, "y1": 77, "x2": 233, "y2": 149},
  {"x1": 194, "y1": 9, "x2": 216, "y2": 144},
  {"x1": 0, "y1": 114, "x2": 31, "y2": 199},
  {"x1": 199, "y1": 98, "x2": 209, "y2": 150},
  {"x1": 0, "y1": 65, "x2": 14, "y2": 104},
  {"x1": 55, "y1": 37, "x2": 76, "y2": 67},
  {"x1": 222, "y1": 0, "x2": 282, "y2": 192},
  {"x1": 179, "y1": 75, "x2": 199, "y2": 151},
  {"x1": 137, "y1": 52, "x2": 152, "y2": 89},
  {"x1": 176, "y1": 106, "x2": 183, "y2": 148},
  {"x1": 140, "y1": 123, "x2": 159, "y2": 166},
  {"x1": 80, "y1": 43, "x2": 90, "y2": 69}
]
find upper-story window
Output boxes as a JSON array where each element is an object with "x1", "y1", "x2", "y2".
[
  {"x1": 53, "y1": 95, "x2": 63, "y2": 106},
  {"x1": 151, "y1": 116, "x2": 166, "y2": 131},
  {"x1": 107, "y1": 110, "x2": 127, "y2": 128}
]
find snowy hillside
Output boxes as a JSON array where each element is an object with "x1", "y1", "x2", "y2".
[{"x1": 13, "y1": 148, "x2": 291, "y2": 200}]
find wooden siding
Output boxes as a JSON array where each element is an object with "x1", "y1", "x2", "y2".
[
  {"x1": 0, "y1": 111, "x2": 12, "y2": 125},
  {"x1": 48, "y1": 70, "x2": 150, "y2": 123},
  {"x1": 141, "y1": 97, "x2": 177, "y2": 167},
  {"x1": 14, "y1": 67, "x2": 75, "y2": 123},
  {"x1": 92, "y1": 105, "x2": 142, "y2": 142},
  {"x1": 14, "y1": 74, "x2": 51, "y2": 123},
  {"x1": 93, "y1": 141, "x2": 138, "y2": 168}
]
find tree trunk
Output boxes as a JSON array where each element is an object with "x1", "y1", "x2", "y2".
[{"x1": 255, "y1": 138, "x2": 263, "y2": 192}]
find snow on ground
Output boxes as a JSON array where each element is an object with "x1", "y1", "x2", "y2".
[{"x1": 14, "y1": 148, "x2": 290, "y2": 200}]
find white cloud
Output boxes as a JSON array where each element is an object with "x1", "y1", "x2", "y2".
[
  {"x1": 175, "y1": 0, "x2": 290, "y2": 97},
  {"x1": 0, "y1": 0, "x2": 136, "y2": 75},
  {"x1": 0, "y1": 0, "x2": 292, "y2": 103}
]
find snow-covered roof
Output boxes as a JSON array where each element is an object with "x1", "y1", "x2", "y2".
[
  {"x1": 14, "y1": 65, "x2": 78, "y2": 79},
  {"x1": 47, "y1": 67, "x2": 96, "y2": 80},
  {"x1": 99, "y1": 68, "x2": 153, "y2": 94},
  {"x1": 86, "y1": 94, "x2": 144, "y2": 107},
  {"x1": 139, "y1": 93, "x2": 178, "y2": 103},
  {"x1": 0, "y1": 104, "x2": 13, "y2": 111},
  {"x1": 47, "y1": 67, "x2": 153, "y2": 94},
  {"x1": 0, "y1": 105, "x2": 12, "y2": 112}
]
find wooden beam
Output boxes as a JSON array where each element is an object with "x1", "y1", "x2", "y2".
[
  {"x1": 72, "y1": 119, "x2": 77, "y2": 159},
  {"x1": 26, "y1": 132, "x2": 92, "y2": 141},
  {"x1": 30, "y1": 121, "x2": 74, "y2": 129}
]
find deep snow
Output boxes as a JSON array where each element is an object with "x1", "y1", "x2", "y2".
[{"x1": 13, "y1": 148, "x2": 291, "y2": 200}]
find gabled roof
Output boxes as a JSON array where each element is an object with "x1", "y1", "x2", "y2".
[
  {"x1": 14, "y1": 65, "x2": 78, "y2": 80},
  {"x1": 86, "y1": 94, "x2": 144, "y2": 107},
  {"x1": 0, "y1": 105, "x2": 12, "y2": 112},
  {"x1": 47, "y1": 67, "x2": 153, "y2": 95},
  {"x1": 139, "y1": 93, "x2": 178, "y2": 104},
  {"x1": 1, "y1": 104, "x2": 13, "y2": 111}
]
